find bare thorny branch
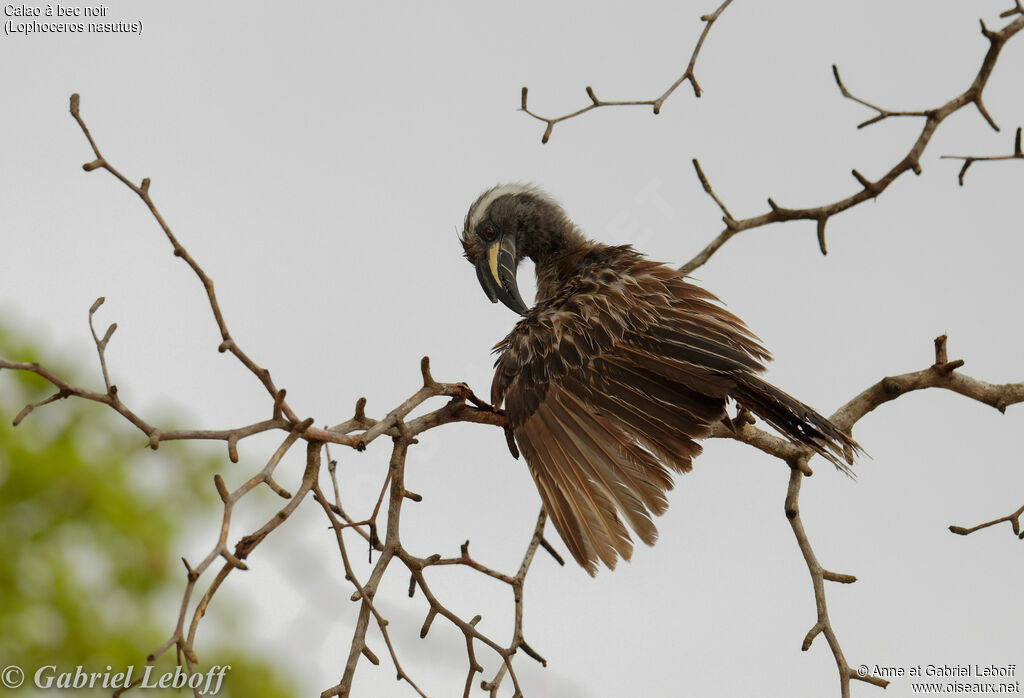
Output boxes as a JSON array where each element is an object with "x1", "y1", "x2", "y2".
[
  {"x1": 941, "y1": 126, "x2": 1024, "y2": 185},
  {"x1": 0, "y1": 95, "x2": 556, "y2": 698},
  {"x1": 708, "y1": 334, "x2": 1024, "y2": 698},
  {"x1": 520, "y1": 0, "x2": 733, "y2": 143},
  {"x1": 681, "y1": 9, "x2": 1024, "y2": 274},
  {"x1": 1, "y1": 7, "x2": 1021, "y2": 697}
]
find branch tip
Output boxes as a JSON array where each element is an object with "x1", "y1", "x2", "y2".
[
  {"x1": 361, "y1": 646, "x2": 380, "y2": 666},
  {"x1": 539, "y1": 537, "x2": 565, "y2": 566},
  {"x1": 420, "y1": 356, "x2": 434, "y2": 387},
  {"x1": 419, "y1": 607, "x2": 437, "y2": 638},
  {"x1": 801, "y1": 622, "x2": 824, "y2": 651},
  {"x1": 213, "y1": 474, "x2": 230, "y2": 503},
  {"x1": 822, "y1": 570, "x2": 857, "y2": 584}
]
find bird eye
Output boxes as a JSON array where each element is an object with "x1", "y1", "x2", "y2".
[{"x1": 480, "y1": 222, "x2": 498, "y2": 241}]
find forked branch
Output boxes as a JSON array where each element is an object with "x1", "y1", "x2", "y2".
[
  {"x1": 941, "y1": 126, "x2": 1024, "y2": 185},
  {"x1": 681, "y1": 10, "x2": 1024, "y2": 273},
  {"x1": 521, "y1": 0, "x2": 733, "y2": 143}
]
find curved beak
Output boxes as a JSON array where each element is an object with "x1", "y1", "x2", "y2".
[{"x1": 474, "y1": 231, "x2": 529, "y2": 315}]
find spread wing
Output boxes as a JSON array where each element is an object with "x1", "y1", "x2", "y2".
[{"x1": 492, "y1": 258, "x2": 770, "y2": 574}]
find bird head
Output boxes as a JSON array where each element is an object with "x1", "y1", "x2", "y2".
[{"x1": 460, "y1": 184, "x2": 573, "y2": 315}]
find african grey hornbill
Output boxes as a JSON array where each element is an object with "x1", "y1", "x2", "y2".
[{"x1": 461, "y1": 184, "x2": 860, "y2": 575}]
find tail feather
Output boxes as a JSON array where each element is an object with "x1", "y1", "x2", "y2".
[{"x1": 730, "y1": 372, "x2": 861, "y2": 474}]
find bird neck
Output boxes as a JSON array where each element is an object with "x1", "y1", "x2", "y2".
[{"x1": 530, "y1": 232, "x2": 599, "y2": 304}]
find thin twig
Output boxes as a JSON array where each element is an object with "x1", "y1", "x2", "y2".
[
  {"x1": 941, "y1": 126, "x2": 1024, "y2": 185},
  {"x1": 521, "y1": 0, "x2": 733, "y2": 143}
]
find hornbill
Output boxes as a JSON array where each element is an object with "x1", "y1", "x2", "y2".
[{"x1": 461, "y1": 184, "x2": 860, "y2": 575}]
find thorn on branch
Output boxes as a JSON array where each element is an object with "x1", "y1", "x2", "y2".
[
  {"x1": 539, "y1": 537, "x2": 565, "y2": 566},
  {"x1": 802, "y1": 621, "x2": 825, "y2": 651},
  {"x1": 931, "y1": 334, "x2": 964, "y2": 375},
  {"x1": 265, "y1": 476, "x2": 292, "y2": 499},
  {"x1": 273, "y1": 389, "x2": 286, "y2": 420},
  {"x1": 361, "y1": 646, "x2": 380, "y2": 666},
  {"x1": 822, "y1": 570, "x2": 857, "y2": 584},
  {"x1": 227, "y1": 434, "x2": 239, "y2": 463},
  {"x1": 980, "y1": 18, "x2": 998, "y2": 41},
  {"x1": 850, "y1": 169, "x2": 875, "y2": 192},
  {"x1": 519, "y1": 641, "x2": 547, "y2": 667},
  {"x1": 816, "y1": 218, "x2": 828, "y2": 256},
  {"x1": 420, "y1": 356, "x2": 435, "y2": 388},
  {"x1": 974, "y1": 96, "x2": 1000, "y2": 132},
  {"x1": 853, "y1": 671, "x2": 891, "y2": 689},
  {"x1": 420, "y1": 607, "x2": 437, "y2": 638},
  {"x1": 692, "y1": 158, "x2": 735, "y2": 224},
  {"x1": 214, "y1": 474, "x2": 230, "y2": 502},
  {"x1": 999, "y1": 0, "x2": 1024, "y2": 18}
]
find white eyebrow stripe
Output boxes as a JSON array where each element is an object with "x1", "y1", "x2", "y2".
[{"x1": 466, "y1": 183, "x2": 541, "y2": 236}]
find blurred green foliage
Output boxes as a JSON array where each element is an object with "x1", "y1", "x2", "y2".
[{"x1": 0, "y1": 325, "x2": 298, "y2": 697}]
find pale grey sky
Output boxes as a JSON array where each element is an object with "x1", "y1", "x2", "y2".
[{"x1": 2, "y1": 1, "x2": 1023, "y2": 696}]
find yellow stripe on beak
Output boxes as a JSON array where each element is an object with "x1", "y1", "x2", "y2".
[{"x1": 488, "y1": 241, "x2": 501, "y2": 285}]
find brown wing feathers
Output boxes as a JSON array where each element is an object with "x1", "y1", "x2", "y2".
[{"x1": 494, "y1": 253, "x2": 858, "y2": 574}]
